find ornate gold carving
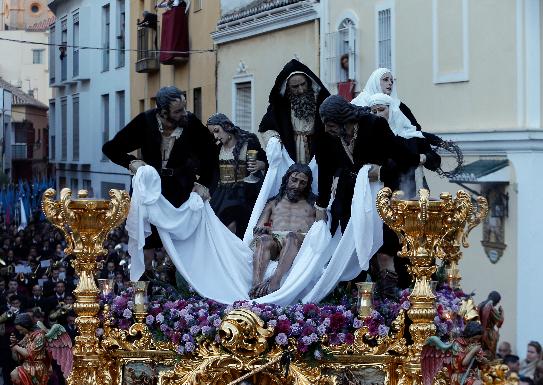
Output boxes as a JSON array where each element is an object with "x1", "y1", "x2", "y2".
[
  {"x1": 219, "y1": 308, "x2": 274, "y2": 357},
  {"x1": 377, "y1": 188, "x2": 487, "y2": 385},
  {"x1": 42, "y1": 188, "x2": 130, "y2": 385}
]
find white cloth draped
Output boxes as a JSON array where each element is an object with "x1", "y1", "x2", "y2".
[{"x1": 127, "y1": 155, "x2": 382, "y2": 305}]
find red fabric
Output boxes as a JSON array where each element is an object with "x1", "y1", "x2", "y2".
[
  {"x1": 159, "y1": 5, "x2": 189, "y2": 64},
  {"x1": 337, "y1": 81, "x2": 355, "y2": 102}
]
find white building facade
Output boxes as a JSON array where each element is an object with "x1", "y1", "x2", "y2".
[
  {"x1": 48, "y1": 0, "x2": 131, "y2": 198},
  {"x1": 318, "y1": 0, "x2": 542, "y2": 354}
]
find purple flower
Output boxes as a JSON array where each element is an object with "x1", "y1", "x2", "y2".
[
  {"x1": 122, "y1": 309, "x2": 133, "y2": 319},
  {"x1": 317, "y1": 324, "x2": 327, "y2": 336},
  {"x1": 353, "y1": 318, "x2": 363, "y2": 329},
  {"x1": 160, "y1": 324, "x2": 169, "y2": 332},
  {"x1": 190, "y1": 325, "x2": 201, "y2": 335},
  {"x1": 185, "y1": 342, "x2": 195, "y2": 352},
  {"x1": 377, "y1": 324, "x2": 389, "y2": 336},
  {"x1": 275, "y1": 333, "x2": 288, "y2": 346},
  {"x1": 145, "y1": 315, "x2": 155, "y2": 325},
  {"x1": 301, "y1": 336, "x2": 312, "y2": 346},
  {"x1": 314, "y1": 350, "x2": 323, "y2": 360},
  {"x1": 176, "y1": 345, "x2": 185, "y2": 354},
  {"x1": 213, "y1": 318, "x2": 221, "y2": 328},
  {"x1": 267, "y1": 320, "x2": 277, "y2": 328},
  {"x1": 201, "y1": 326, "x2": 212, "y2": 335},
  {"x1": 182, "y1": 333, "x2": 191, "y2": 342},
  {"x1": 156, "y1": 313, "x2": 165, "y2": 323}
]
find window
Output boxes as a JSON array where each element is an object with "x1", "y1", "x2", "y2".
[
  {"x1": 194, "y1": 0, "x2": 202, "y2": 12},
  {"x1": 71, "y1": 178, "x2": 78, "y2": 192},
  {"x1": 32, "y1": 49, "x2": 44, "y2": 64},
  {"x1": 61, "y1": 18, "x2": 67, "y2": 81},
  {"x1": 49, "y1": 100, "x2": 55, "y2": 159},
  {"x1": 193, "y1": 87, "x2": 202, "y2": 121},
  {"x1": 116, "y1": 91, "x2": 125, "y2": 131},
  {"x1": 59, "y1": 176, "x2": 66, "y2": 189},
  {"x1": 72, "y1": 95, "x2": 79, "y2": 161},
  {"x1": 73, "y1": 12, "x2": 79, "y2": 77},
  {"x1": 116, "y1": 0, "x2": 126, "y2": 67},
  {"x1": 234, "y1": 81, "x2": 252, "y2": 133},
  {"x1": 101, "y1": 182, "x2": 125, "y2": 199},
  {"x1": 325, "y1": 18, "x2": 357, "y2": 87},
  {"x1": 83, "y1": 179, "x2": 92, "y2": 197},
  {"x1": 102, "y1": 4, "x2": 110, "y2": 71},
  {"x1": 102, "y1": 94, "x2": 110, "y2": 160},
  {"x1": 49, "y1": 26, "x2": 55, "y2": 84},
  {"x1": 378, "y1": 8, "x2": 392, "y2": 70},
  {"x1": 139, "y1": 99, "x2": 145, "y2": 113},
  {"x1": 61, "y1": 97, "x2": 67, "y2": 160},
  {"x1": 31, "y1": 4, "x2": 40, "y2": 13}
]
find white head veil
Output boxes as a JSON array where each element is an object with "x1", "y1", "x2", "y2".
[
  {"x1": 368, "y1": 93, "x2": 423, "y2": 139},
  {"x1": 351, "y1": 67, "x2": 398, "y2": 107}
]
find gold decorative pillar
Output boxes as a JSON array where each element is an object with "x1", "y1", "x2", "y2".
[
  {"x1": 42, "y1": 188, "x2": 130, "y2": 385},
  {"x1": 377, "y1": 188, "x2": 479, "y2": 385}
]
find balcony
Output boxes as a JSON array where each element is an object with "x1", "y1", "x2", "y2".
[{"x1": 136, "y1": 25, "x2": 159, "y2": 73}]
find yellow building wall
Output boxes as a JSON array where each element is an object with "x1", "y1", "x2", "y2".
[
  {"x1": 216, "y1": 21, "x2": 320, "y2": 132},
  {"x1": 331, "y1": 0, "x2": 518, "y2": 133},
  {"x1": 129, "y1": 0, "x2": 218, "y2": 119}
]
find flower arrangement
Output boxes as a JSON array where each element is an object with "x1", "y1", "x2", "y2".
[
  {"x1": 104, "y1": 284, "x2": 468, "y2": 357},
  {"x1": 433, "y1": 286, "x2": 468, "y2": 341}
]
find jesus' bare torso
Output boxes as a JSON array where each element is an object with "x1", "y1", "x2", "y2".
[{"x1": 249, "y1": 193, "x2": 316, "y2": 299}]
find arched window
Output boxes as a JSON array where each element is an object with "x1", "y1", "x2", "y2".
[{"x1": 324, "y1": 17, "x2": 357, "y2": 95}]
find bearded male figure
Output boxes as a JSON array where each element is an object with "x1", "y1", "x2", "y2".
[
  {"x1": 249, "y1": 164, "x2": 316, "y2": 298},
  {"x1": 259, "y1": 59, "x2": 330, "y2": 164}
]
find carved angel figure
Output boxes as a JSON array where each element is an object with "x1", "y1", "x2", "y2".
[
  {"x1": 9, "y1": 313, "x2": 73, "y2": 385},
  {"x1": 422, "y1": 321, "x2": 488, "y2": 385}
]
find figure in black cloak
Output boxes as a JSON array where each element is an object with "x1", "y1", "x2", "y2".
[
  {"x1": 316, "y1": 95, "x2": 425, "y2": 298},
  {"x1": 259, "y1": 59, "x2": 331, "y2": 164},
  {"x1": 102, "y1": 86, "x2": 218, "y2": 278},
  {"x1": 206, "y1": 113, "x2": 267, "y2": 238}
]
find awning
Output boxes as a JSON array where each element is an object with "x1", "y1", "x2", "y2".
[{"x1": 449, "y1": 159, "x2": 510, "y2": 184}]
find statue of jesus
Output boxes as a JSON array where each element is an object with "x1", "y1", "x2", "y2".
[{"x1": 249, "y1": 164, "x2": 316, "y2": 299}]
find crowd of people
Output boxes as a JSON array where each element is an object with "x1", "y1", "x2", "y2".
[
  {"x1": 499, "y1": 340, "x2": 543, "y2": 385},
  {"x1": 0, "y1": 211, "x2": 133, "y2": 385}
]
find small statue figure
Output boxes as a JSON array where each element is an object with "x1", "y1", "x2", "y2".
[
  {"x1": 249, "y1": 164, "x2": 316, "y2": 298},
  {"x1": 478, "y1": 291, "x2": 504, "y2": 360},
  {"x1": 9, "y1": 313, "x2": 72, "y2": 385},
  {"x1": 422, "y1": 321, "x2": 489, "y2": 385}
]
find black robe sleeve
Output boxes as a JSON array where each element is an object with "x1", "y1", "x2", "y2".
[
  {"x1": 102, "y1": 112, "x2": 146, "y2": 169},
  {"x1": 399, "y1": 102, "x2": 421, "y2": 131},
  {"x1": 188, "y1": 114, "x2": 217, "y2": 189}
]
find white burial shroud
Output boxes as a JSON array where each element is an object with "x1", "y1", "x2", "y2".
[{"x1": 126, "y1": 139, "x2": 383, "y2": 305}]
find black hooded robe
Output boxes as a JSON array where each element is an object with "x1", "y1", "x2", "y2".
[{"x1": 259, "y1": 59, "x2": 331, "y2": 163}]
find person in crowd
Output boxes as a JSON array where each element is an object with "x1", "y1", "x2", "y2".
[
  {"x1": 259, "y1": 59, "x2": 331, "y2": 164},
  {"x1": 206, "y1": 113, "x2": 267, "y2": 237},
  {"x1": 503, "y1": 354, "x2": 520, "y2": 377},
  {"x1": 316, "y1": 95, "x2": 424, "y2": 297},
  {"x1": 498, "y1": 341, "x2": 513, "y2": 359},
  {"x1": 102, "y1": 86, "x2": 218, "y2": 279},
  {"x1": 520, "y1": 341, "x2": 542, "y2": 380}
]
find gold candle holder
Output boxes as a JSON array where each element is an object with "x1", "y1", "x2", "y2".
[
  {"x1": 42, "y1": 188, "x2": 130, "y2": 385},
  {"x1": 356, "y1": 282, "x2": 375, "y2": 318},
  {"x1": 377, "y1": 188, "x2": 486, "y2": 385},
  {"x1": 131, "y1": 281, "x2": 149, "y2": 323}
]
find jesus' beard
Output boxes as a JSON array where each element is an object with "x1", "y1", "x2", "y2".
[
  {"x1": 289, "y1": 89, "x2": 316, "y2": 122},
  {"x1": 286, "y1": 188, "x2": 305, "y2": 203}
]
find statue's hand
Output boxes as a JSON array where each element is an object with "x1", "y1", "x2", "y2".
[
  {"x1": 192, "y1": 183, "x2": 210, "y2": 201},
  {"x1": 9, "y1": 333, "x2": 17, "y2": 347},
  {"x1": 247, "y1": 160, "x2": 266, "y2": 173},
  {"x1": 129, "y1": 159, "x2": 146, "y2": 175},
  {"x1": 253, "y1": 226, "x2": 271, "y2": 235}
]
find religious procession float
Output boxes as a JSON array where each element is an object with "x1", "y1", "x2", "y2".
[{"x1": 30, "y1": 183, "x2": 517, "y2": 385}]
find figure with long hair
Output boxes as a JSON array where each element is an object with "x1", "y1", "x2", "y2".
[{"x1": 206, "y1": 113, "x2": 267, "y2": 237}]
